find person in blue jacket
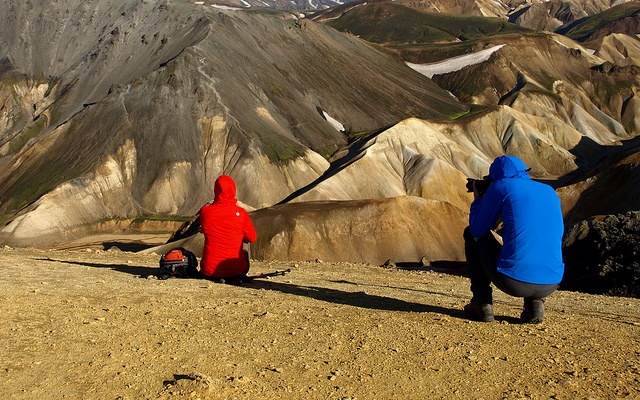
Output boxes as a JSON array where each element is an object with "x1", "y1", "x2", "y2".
[{"x1": 464, "y1": 155, "x2": 564, "y2": 323}]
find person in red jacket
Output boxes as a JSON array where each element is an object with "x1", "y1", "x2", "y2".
[{"x1": 199, "y1": 175, "x2": 257, "y2": 280}]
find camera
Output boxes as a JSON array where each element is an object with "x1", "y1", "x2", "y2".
[{"x1": 466, "y1": 176, "x2": 491, "y2": 195}]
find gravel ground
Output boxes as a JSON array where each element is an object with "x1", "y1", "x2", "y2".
[{"x1": 1, "y1": 247, "x2": 639, "y2": 399}]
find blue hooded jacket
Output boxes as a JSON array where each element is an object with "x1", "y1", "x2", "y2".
[{"x1": 469, "y1": 155, "x2": 564, "y2": 285}]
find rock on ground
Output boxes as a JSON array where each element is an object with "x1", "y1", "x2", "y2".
[{"x1": 563, "y1": 211, "x2": 640, "y2": 297}]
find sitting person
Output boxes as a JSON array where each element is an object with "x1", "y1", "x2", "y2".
[
  {"x1": 464, "y1": 155, "x2": 564, "y2": 323},
  {"x1": 199, "y1": 175, "x2": 257, "y2": 281}
]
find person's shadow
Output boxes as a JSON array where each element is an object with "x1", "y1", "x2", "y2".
[
  {"x1": 242, "y1": 279, "x2": 467, "y2": 318},
  {"x1": 33, "y1": 257, "x2": 158, "y2": 277},
  {"x1": 33, "y1": 257, "x2": 522, "y2": 322}
]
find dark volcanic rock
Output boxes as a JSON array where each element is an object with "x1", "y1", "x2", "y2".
[{"x1": 563, "y1": 212, "x2": 640, "y2": 298}]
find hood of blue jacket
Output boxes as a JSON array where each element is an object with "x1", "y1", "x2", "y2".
[{"x1": 489, "y1": 155, "x2": 530, "y2": 180}]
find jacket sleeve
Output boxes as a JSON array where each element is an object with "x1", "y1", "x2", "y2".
[
  {"x1": 469, "y1": 183, "x2": 503, "y2": 238},
  {"x1": 242, "y1": 211, "x2": 257, "y2": 243},
  {"x1": 198, "y1": 207, "x2": 207, "y2": 234}
]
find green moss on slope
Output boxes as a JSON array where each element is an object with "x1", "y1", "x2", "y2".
[
  {"x1": 327, "y1": 2, "x2": 530, "y2": 45},
  {"x1": 8, "y1": 115, "x2": 48, "y2": 154},
  {"x1": 258, "y1": 133, "x2": 308, "y2": 165}
]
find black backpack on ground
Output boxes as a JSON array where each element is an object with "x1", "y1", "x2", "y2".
[{"x1": 158, "y1": 248, "x2": 198, "y2": 279}]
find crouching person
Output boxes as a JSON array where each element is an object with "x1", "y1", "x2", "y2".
[
  {"x1": 200, "y1": 175, "x2": 257, "y2": 281},
  {"x1": 464, "y1": 155, "x2": 564, "y2": 324}
]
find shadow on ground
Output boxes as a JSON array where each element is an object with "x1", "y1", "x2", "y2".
[
  {"x1": 102, "y1": 241, "x2": 158, "y2": 252},
  {"x1": 33, "y1": 257, "x2": 524, "y2": 322},
  {"x1": 328, "y1": 278, "x2": 469, "y2": 301},
  {"x1": 393, "y1": 260, "x2": 468, "y2": 276},
  {"x1": 242, "y1": 280, "x2": 482, "y2": 320},
  {"x1": 34, "y1": 257, "x2": 157, "y2": 277},
  {"x1": 322, "y1": 278, "x2": 522, "y2": 323}
]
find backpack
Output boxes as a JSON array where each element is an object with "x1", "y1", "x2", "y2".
[{"x1": 158, "y1": 248, "x2": 198, "y2": 279}]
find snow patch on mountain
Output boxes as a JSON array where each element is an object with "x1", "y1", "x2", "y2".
[
  {"x1": 321, "y1": 111, "x2": 346, "y2": 132},
  {"x1": 211, "y1": 4, "x2": 243, "y2": 10},
  {"x1": 406, "y1": 45, "x2": 506, "y2": 78}
]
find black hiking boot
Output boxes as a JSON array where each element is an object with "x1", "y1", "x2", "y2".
[
  {"x1": 463, "y1": 302, "x2": 494, "y2": 322},
  {"x1": 521, "y1": 298, "x2": 544, "y2": 324}
]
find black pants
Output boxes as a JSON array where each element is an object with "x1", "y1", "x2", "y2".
[{"x1": 464, "y1": 228, "x2": 558, "y2": 304}]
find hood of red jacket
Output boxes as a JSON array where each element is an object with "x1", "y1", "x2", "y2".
[{"x1": 214, "y1": 175, "x2": 237, "y2": 204}]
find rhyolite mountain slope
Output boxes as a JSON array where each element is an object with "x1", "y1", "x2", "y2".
[
  {"x1": 509, "y1": 0, "x2": 637, "y2": 31},
  {"x1": 0, "y1": 0, "x2": 465, "y2": 246},
  {"x1": 425, "y1": 35, "x2": 640, "y2": 140},
  {"x1": 257, "y1": 0, "x2": 640, "y2": 268},
  {"x1": 556, "y1": 1, "x2": 640, "y2": 47},
  {"x1": 313, "y1": 2, "x2": 531, "y2": 42},
  {"x1": 317, "y1": 2, "x2": 640, "y2": 143},
  {"x1": 152, "y1": 196, "x2": 469, "y2": 264},
  {"x1": 312, "y1": 0, "x2": 637, "y2": 25},
  {"x1": 169, "y1": 0, "x2": 360, "y2": 12},
  {"x1": 315, "y1": 2, "x2": 640, "y2": 164},
  {"x1": 2, "y1": 0, "x2": 640, "y2": 271},
  {"x1": 189, "y1": 1, "x2": 640, "y2": 264},
  {"x1": 164, "y1": 104, "x2": 640, "y2": 265},
  {"x1": 160, "y1": 102, "x2": 632, "y2": 264},
  {"x1": 597, "y1": 32, "x2": 640, "y2": 66}
]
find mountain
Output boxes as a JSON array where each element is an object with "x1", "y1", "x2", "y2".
[
  {"x1": 425, "y1": 35, "x2": 639, "y2": 142},
  {"x1": 238, "y1": 1, "x2": 640, "y2": 264},
  {"x1": 164, "y1": 103, "x2": 638, "y2": 264},
  {"x1": 210, "y1": 0, "x2": 639, "y2": 19},
  {"x1": 312, "y1": 0, "x2": 638, "y2": 25},
  {"x1": 597, "y1": 32, "x2": 640, "y2": 66},
  {"x1": 193, "y1": 0, "x2": 350, "y2": 11},
  {"x1": 2, "y1": 0, "x2": 640, "y2": 275},
  {"x1": 153, "y1": 196, "x2": 469, "y2": 264},
  {"x1": 315, "y1": 2, "x2": 640, "y2": 163},
  {"x1": 556, "y1": 1, "x2": 640, "y2": 46},
  {"x1": 312, "y1": 2, "x2": 530, "y2": 43},
  {"x1": 0, "y1": 0, "x2": 465, "y2": 246},
  {"x1": 508, "y1": 0, "x2": 637, "y2": 31}
]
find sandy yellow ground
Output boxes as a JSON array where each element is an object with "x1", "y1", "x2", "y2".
[{"x1": 1, "y1": 247, "x2": 639, "y2": 399}]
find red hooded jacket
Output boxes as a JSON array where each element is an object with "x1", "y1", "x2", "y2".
[{"x1": 199, "y1": 176, "x2": 257, "y2": 278}]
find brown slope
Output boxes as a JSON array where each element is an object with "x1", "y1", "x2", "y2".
[
  {"x1": 152, "y1": 5, "x2": 638, "y2": 265},
  {"x1": 597, "y1": 32, "x2": 640, "y2": 66},
  {"x1": 418, "y1": 34, "x2": 640, "y2": 149},
  {"x1": 149, "y1": 196, "x2": 468, "y2": 264},
  {"x1": 556, "y1": 1, "x2": 640, "y2": 47},
  {"x1": 161, "y1": 105, "x2": 607, "y2": 264},
  {"x1": 312, "y1": 0, "x2": 511, "y2": 20},
  {"x1": 251, "y1": 196, "x2": 468, "y2": 264},
  {"x1": 509, "y1": 0, "x2": 637, "y2": 31},
  {"x1": 313, "y1": 0, "x2": 636, "y2": 27},
  {"x1": 313, "y1": 0, "x2": 639, "y2": 147},
  {"x1": 313, "y1": 1, "x2": 529, "y2": 45}
]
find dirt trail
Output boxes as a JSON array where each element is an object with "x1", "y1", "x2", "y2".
[{"x1": 1, "y1": 247, "x2": 639, "y2": 399}]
